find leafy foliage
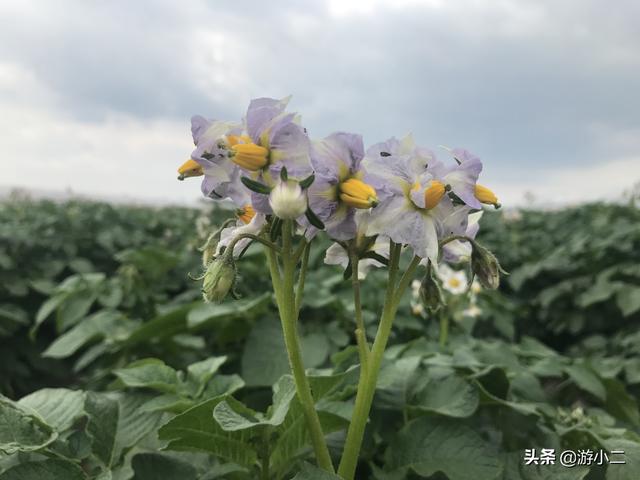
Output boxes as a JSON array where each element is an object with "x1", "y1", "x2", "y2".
[{"x1": 1, "y1": 196, "x2": 639, "y2": 479}]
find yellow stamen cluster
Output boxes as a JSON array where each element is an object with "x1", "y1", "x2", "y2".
[
  {"x1": 474, "y1": 184, "x2": 499, "y2": 206},
  {"x1": 237, "y1": 204, "x2": 256, "y2": 224},
  {"x1": 339, "y1": 178, "x2": 378, "y2": 209},
  {"x1": 231, "y1": 143, "x2": 269, "y2": 171},
  {"x1": 226, "y1": 134, "x2": 252, "y2": 146},
  {"x1": 177, "y1": 159, "x2": 203, "y2": 180},
  {"x1": 423, "y1": 180, "x2": 446, "y2": 209}
]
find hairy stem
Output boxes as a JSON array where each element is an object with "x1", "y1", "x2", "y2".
[
  {"x1": 338, "y1": 245, "x2": 424, "y2": 480},
  {"x1": 268, "y1": 220, "x2": 334, "y2": 473},
  {"x1": 349, "y1": 249, "x2": 370, "y2": 364},
  {"x1": 439, "y1": 312, "x2": 449, "y2": 347},
  {"x1": 295, "y1": 240, "x2": 311, "y2": 315}
]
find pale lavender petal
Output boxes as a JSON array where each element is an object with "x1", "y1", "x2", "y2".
[
  {"x1": 267, "y1": 121, "x2": 312, "y2": 178},
  {"x1": 311, "y1": 132, "x2": 364, "y2": 178},
  {"x1": 191, "y1": 115, "x2": 211, "y2": 145},
  {"x1": 246, "y1": 97, "x2": 289, "y2": 143},
  {"x1": 444, "y1": 154, "x2": 482, "y2": 209}
]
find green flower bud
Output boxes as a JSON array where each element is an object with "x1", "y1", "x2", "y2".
[
  {"x1": 470, "y1": 241, "x2": 505, "y2": 290},
  {"x1": 419, "y1": 262, "x2": 445, "y2": 312},
  {"x1": 202, "y1": 253, "x2": 236, "y2": 303}
]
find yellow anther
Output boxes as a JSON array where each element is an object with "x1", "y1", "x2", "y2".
[
  {"x1": 424, "y1": 180, "x2": 446, "y2": 209},
  {"x1": 474, "y1": 184, "x2": 499, "y2": 206},
  {"x1": 226, "y1": 134, "x2": 253, "y2": 146},
  {"x1": 237, "y1": 204, "x2": 256, "y2": 224},
  {"x1": 177, "y1": 159, "x2": 203, "y2": 180},
  {"x1": 339, "y1": 178, "x2": 378, "y2": 209},
  {"x1": 231, "y1": 143, "x2": 269, "y2": 171}
]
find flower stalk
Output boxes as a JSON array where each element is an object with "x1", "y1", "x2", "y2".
[
  {"x1": 337, "y1": 243, "x2": 421, "y2": 480},
  {"x1": 265, "y1": 221, "x2": 334, "y2": 473}
]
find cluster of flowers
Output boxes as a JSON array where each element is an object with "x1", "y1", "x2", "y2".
[{"x1": 177, "y1": 96, "x2": 500, "y2": 297}]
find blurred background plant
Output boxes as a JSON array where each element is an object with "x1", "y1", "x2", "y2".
[{"x1": 1, "y1": 194, "x2": 639, "y2": 479}]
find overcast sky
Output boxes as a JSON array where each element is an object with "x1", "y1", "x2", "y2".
[{"x1": 1, "y1": 0, "x2": 639, "y2": 206}]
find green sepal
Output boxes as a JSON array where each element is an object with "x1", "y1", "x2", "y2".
[
  {"x1": 240, "y1": 177, "x2": 271, "y2": 195},
  {"x1": 299, "y1": 173, "x2": 315, "y2": 189},
  {"x1": 305, "y1": 208, "x2": 325, "y2": 230}
]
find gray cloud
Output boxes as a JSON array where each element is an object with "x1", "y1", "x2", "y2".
[{"x1": 1, "y1": 0, "x2": 639, "y2": 202}]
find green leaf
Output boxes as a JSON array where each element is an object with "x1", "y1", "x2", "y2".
[
  {"x1": 86, "y1": 392, "x2": 119, "y2": 467},
  {"x1": 200, "y1": 374, "x2": 245, "y2": 400},
  {"x1": 564, "y1": 364, "x2": 606, "y2": 401},
  {"x1": 121, "y1": 303, "x2": 195, "y2": 347},
  {"x1": 616, "y1": 286, "x2": 640, "y2": 317},
  {"x1": 114, "y1": 358, "x2": 179, "y2": 394},
  {"x1": 139, "y1": 394, "x2": 194, "y2": 414},
  {"x1": 411, "y1": 374, "x2": 480, "y2": 418},
  {"x1": 158, "y1": 397, "x2": 258, "y2": 467},
  {"x1": 113, "y1": 393, "x2": 164, "y2": 459},
  {"x1": 187, "y1": 294, "x2": 270, "y2": 331},
  {"x1": 56, "y1": 290, "x2": 97, "y2": 331},
  {"x1": 0, "y1": 459, "x2": 86, "y2": 480},
  {"x1": 388, "y1": 417, "x2": 503, "y2": 480},
  {"x1": 301, "y1": 333, "x2": 330, "y2": 369},
  {"x1": 214, "y1": 375, "x2": 296, "y2": 433},
  {"x1": 131, "y1": 453, "x2": 197, "y2": 480},
  {"x1": 241, "y1": 317, "x2": 290, "y2": 387},
  {"x1": 32, "y1": 295, "x2": 65, "y2": 336},
  {"x1": 376, "y1": 357, "x2": 422, "y2": 410},
  {"x1": 185, "y1": 356, "x2": 228, "y2": 398},
  {"x1": 291, "y1": 462, "x2": 342, "y2": 479},
  {"x1": 604, "y1": 439, "x2": 640, "y2": 480},
  {"x1": 603, "y1": 378, "x2": 640, "y2": 426},
  {"x1": 0, "y1": 395, "x2": 57, "y2": 454},
  {"x1": 42, "y1": 310, "x2": 122, "y2": 358},
  {"x1": 18, "y1": 388, "x2": 86, "y2": 432}
]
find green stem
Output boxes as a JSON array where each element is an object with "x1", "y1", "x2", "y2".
[
  {"x1": 439, "y1": 312, "x2": 449, "y2": 347},
  {"x1": 438, "y1": 234, "x2": 473, "y2": 249},
  {"x1": 227, "y1": 233, "x2": 281, "y2": 255},
  {"x1": 338, "y1": 246, "x2": 422, "y2": 480},
  {"x1": 349, "y1": 249, "x2": 370, "y2": 364},
  {"x1": 269, "y1": 220, "x2": 334, "y2": 473},
  {"x1": 295, "y1": 241, "x2": 310, "y2": 315}
]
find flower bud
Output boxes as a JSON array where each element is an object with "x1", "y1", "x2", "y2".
[
  {"x1": 474, "y1": 184, "x2": 500, "y2": 207},
  {"x1": 202, "y1": 253, "x2": 236, "y2": 303},
  {"x1": 339, "y1": 178, "x2": 378, "y2": 209},
  {"x1": 177, "y1": 159, "x2": 204, "y2": 180},
  {"x1": 419, "y1": 263, "x2": 445, "y2": 312},
  {"x1": 231, "y1": 143, "x2": 269, "y2": 171},
  {"x1": 470, "y1": 241, "x2": 504, "y2": 290},
  {"x1": 269, "y1": 180, "x2": 308, "y2": 219},
  {"x1": 200, "y1": 232, "x2": 219, "y2": 267},
  {"x1": 424, "y1": 180, "x2": 446, "y2": 209}
]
